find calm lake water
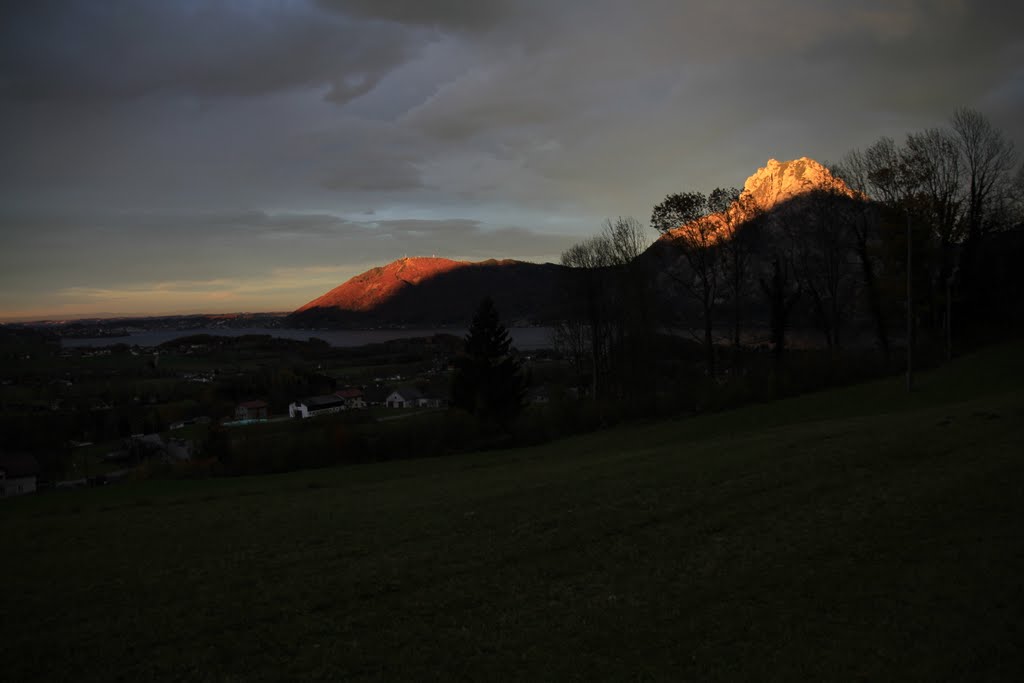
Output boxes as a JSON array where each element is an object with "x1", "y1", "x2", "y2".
[{"x1": 61, "y1": 327, "x2": 557, "y2": 351}]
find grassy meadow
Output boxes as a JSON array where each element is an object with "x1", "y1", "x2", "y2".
[{"x1": 2, "y1": 342, "x2": 1023, "y2": 680}]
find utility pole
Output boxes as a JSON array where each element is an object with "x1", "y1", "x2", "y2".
[
  {"x1": 946, "y1": 266, "x2": 958, "y2": 364},
  {"x1": 905, "y1": 209, "x2": 913, "y2": 392}
]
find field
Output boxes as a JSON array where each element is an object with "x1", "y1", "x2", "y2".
[{"x1": 2, "y1": 342, "x2": 1022, "y2": 680}]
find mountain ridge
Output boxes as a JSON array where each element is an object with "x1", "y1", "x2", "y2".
[
  {"x1": 287, "y1": 257, "x2": 570, "y2": 328},
  {"x1": 289, "y1": 157, "x2": 856, "y2": 328}
]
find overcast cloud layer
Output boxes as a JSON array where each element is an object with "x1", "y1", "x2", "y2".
[{"x1": 2, "y1": 0, "x2": 1022, "y2": 319}]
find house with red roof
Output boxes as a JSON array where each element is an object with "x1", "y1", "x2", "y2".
[{"x1": 334, "y1": 388, "x2": 366, "y2": 409}]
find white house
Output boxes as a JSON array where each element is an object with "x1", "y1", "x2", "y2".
[
  {"x1": 385, "y1": 386, "x2": 424, "y2": 408},
  {"x1": 0, "y1": 453, "x2": 40, "y2": 498},
  {"x1": 289, "y1": 395, "x2": 347, "y2": 419}
]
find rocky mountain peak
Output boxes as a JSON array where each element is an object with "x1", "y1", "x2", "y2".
[
  {"x1": 656, "y1": 157, "x2": 860, "y2": 245},
  {"x1": 741, "y1": 157, "x2": 856, "y2": 211}
]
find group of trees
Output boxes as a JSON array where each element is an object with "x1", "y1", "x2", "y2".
[
  {"x1": 649, "y1": 188, "x2": 764, "y2": 374},
  {"x1": 555, "y1": 107, "x2": 1020, "y2": 401},
  {"x1": 836, "y1": 107, "x2": 1020, "y2": 346},
  {"x1": 444, "y1": 107, "x2": 1019, "y2": 429},
  {"x1": 555, "y1": 217, "x2": 655, "y2": 403}
]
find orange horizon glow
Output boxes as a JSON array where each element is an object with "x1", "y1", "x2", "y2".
[{"x1": 1, "y1": 256, "x2": 531, "y2": 323}]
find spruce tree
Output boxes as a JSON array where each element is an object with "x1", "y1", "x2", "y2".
[{"x1": 452, "y1": 297, "x2": 525, "y2": 425}]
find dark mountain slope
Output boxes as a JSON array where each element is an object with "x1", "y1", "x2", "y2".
[{"x1": 287, "y1": 257, "x2": 575, "y2": 328}]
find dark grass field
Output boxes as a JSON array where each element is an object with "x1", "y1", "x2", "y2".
[{"x1": 3, "y1": 342, "x2": 1022, "y2": 681}]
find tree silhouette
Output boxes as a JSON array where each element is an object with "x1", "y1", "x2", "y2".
[
  {"x1": 781, "y1": 189, "x2": 860, "y2": 350},
  {"x1": 759, "y1": 254, "x2": 800, "y2": 363},
  {"x1": 651, "y1": 191, "x2": 722, "y2": 376},
  {"x1": 712, "y1": 187, "x2": 762, "y2": 350},
  {"x1": 838, "y1": 108, "x2": 1018, "y2": 350},
  {"x1": 558, "y1": 216, "x2": 653, "y2": 401},
  {"x1": 452, "y1": 297, "x2": 525, "y2": 425}
]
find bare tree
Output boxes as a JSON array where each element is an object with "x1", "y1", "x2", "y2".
[
  {"x1": 950, "y1": 107, "x2": 1017, "y2": 248},
  {"x1": 903, "y1": 128, "x2": 965, "y2": 247},
  {"x1": 840, "y1": 128, "x2": 970, "y2": 352},
  {"x1": 560, "y1": 237, "x2": 613, "y2": 398},
  {"x1": 712, "y1": 187, "x2": 762, "y2": 350},
  {"x1": 651, "y1": 192, "x2": 722, "y2": 376},
  {"x1": 901, "y1": 128, "x2": 967, "y2": 335},
  {"x1": 606, "y1": 217, "x2": 656, "y2": 402},
  {"x1": 861, "y1": 137, "x2": 907, "y2": 205},
  {"x1": 838, "y1": 138, "x2": 946, "y2": 357},
  {"x1": 782, "y1": 190, "x2": 860, "y2": 350},
  {"x1": 1013, "y1": 162, "x2": 1024, "y2": 226},
  {"x1": 604, "y1": 215, "x2": 649, "y2": 265},
  {"x1": 835, "y1": 151, "x2": 893, "y2": 358},
  {"x1": 845, "y1": 110, "x2": 1016, "y2": 344},
  {"x1": 558, "y1": 217, "x2": 652, "y2": 400}
]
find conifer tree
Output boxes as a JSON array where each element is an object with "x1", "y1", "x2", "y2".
[{"x1": 452, "y1": 297, "x2": 525, "y2": 425}]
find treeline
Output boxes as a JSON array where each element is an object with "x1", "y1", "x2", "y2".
[
  {"x1": 183, "y1": 393, "x2": 633, "y2": 478},
  {"x1": 836, "y1": 107, "x2": 1022, "y2": 344},
  {"x1": 557, "y1": 107, "x2": 1022, "y2": 410}
]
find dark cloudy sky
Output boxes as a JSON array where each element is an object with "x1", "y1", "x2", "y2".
[{"x1": 2, "y1": 0, "x2": 1022, "y2": 320}]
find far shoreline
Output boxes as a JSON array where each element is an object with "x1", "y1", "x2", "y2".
[{"x1": 57, "y1": 326, "x2": 558, "y2": 351}]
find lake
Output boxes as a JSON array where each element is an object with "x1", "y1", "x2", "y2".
[{"x1": 60, "y1": 327, "x2": 557, "y2": 351}]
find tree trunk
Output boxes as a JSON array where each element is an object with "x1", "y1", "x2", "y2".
[
  {"x1": 704, "y1": 305, "x2": 715, "y2": 378},
  {"x1": 733, "y1": 299, "x2": 741, "y2": 349},
  {"x1": 856, "y1": 239, "x2": 889, "y2": 361}
]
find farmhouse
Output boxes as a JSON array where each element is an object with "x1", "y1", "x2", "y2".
[
  {"x1": 334, "y1": 388, "x2": 366, "y2": 409},
  {"x1": 385, "y1": 386, "x2": 424, "y2": 408},
  {"x1": 289, "y1": 395, "x2": 347, "y2": 419},
  {"x1": 383, "y1": 387, "x2": 446, "y2": 408},
  {"x1": 0, "y1": 453, "x2": 40, "y2": 498},
  {"x1": 235, "y1": 399, "x2": 269, "y2": 421}
]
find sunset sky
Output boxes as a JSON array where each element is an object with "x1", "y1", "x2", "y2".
[{"x1": 2, "y1": 0, "x2": 1022, "y2": 321}]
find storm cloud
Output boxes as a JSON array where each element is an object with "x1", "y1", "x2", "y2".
[{"x1": 1, "y1": 0, "x2": 1021, "y2": 319}]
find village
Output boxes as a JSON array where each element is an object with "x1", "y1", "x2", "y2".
[{"x1": 0, "y1": 328, "x2": 562, "y2": 495}]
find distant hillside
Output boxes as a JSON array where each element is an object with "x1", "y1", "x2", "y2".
[{"x1": 287, "y1": 257, "x2": 573, "y2": 328}]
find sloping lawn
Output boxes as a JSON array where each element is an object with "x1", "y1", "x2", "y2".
[{"x1": 2, "y1": 342, "x2": 1022, "y2": 681}]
